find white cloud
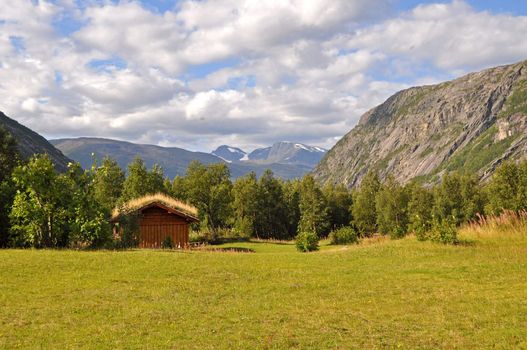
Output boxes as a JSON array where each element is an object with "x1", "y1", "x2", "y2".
[
  {"x1": 0, "y1": 0, "x2": 527, "y2": 153},
  {"x1": 348, "y1": 0, "x2": 527, "y2": 71}
]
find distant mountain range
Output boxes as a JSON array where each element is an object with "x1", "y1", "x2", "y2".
[
  {"x1": 51, "y1": 138, "x2": 326, "y2": 179},
  {"x1": 0, "y1": 111, "x2": 71, "y2": 172},
  {"x1": 212, "y1": 141, "x2": 326, "y2": 167}
]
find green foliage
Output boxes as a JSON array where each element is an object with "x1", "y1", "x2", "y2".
[
  {"x1": 9, "y1": 155, "x2": 111, "y2": 248},
  {"x1": 254, "y1": 170, "x2": 288, "y2": 239},
  {"x1": 433, "y1": 172, "x2": 484, "y2": 226},
  {"x1": 65, "y1": 163, "x2": 111, "y2": 248},
  {"x1": 440, "y1": 126, "x2": 517, "y2": 174},
  {"x1": 328, "y1": 226, "x2": 358, "y2": 245},
  {"x1": 171, "y1": 175, "x2": 188, "y2": 200},
  {"x1": 114, "y1": 210, "x2": 140, "y2": 249},
  {"x1": 184, "y1": 161, "x2": 233, "y2": 234},
  {"x1": 9, "y1": 155, "x2": 72, "y2": 247},
  {"x1": 407, "y1": 183, "x2": 434, "y2": 241},
  {"x1": 295, "y1": 231, "x2": 319, "y2": 252},
  {"x1": 352, "y1": 170, "x2": 380, "y2": 236},
  {"x1": 498, "y1": 78, "x2": 527, "y2": 118},
  {"x1": 0, "y1": 126, "x2": 19, "y2": 247},
  {"x1": 282, "y1": 179, "x2": 301, "y2": 238},
  {"x1": 121, "y1": 157, "x2": 166, "y2": 202},
  {"x1": 232, "y1": 172, "x2": 259, "y2": 237},
  {"x1": 161, "y1": 236, "x2": 174, "y2": 249},
  {"x1": 298, "y1": 175, "x2": 330, "y2": 237},
  {"x1": 375, "y1": 176, "x2": 409, "y2": 239},
  {"x1": 92, "y1": 156, "x2": 125, "y2": 211},
  {"x1": 323, "y1": 183, "x2": 352, "y2": 231},
  {"x1": 486, "y1": 161, "x2": 527, "y2": 214},
  {"x1": 429, "y1": 218, "x2": 458, "y2": 244}
]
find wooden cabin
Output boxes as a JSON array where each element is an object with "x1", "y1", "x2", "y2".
[{"x1": 112, "y1": 194, "x2": 199, "y2": 249}]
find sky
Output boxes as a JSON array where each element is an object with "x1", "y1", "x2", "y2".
[{"x1": 1, "y1": 0, "x2": 527, "y2": 152}]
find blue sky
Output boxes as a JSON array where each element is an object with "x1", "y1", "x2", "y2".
[{"x1": 1, "y1": 0, "x2": 527, "y2": 151}]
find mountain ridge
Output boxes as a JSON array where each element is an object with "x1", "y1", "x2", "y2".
[
  {"x1": 51, "y1": 137, "x2": 315, "y2": 179},
  {"x1": 313, "y1": 59, "x2": 527, "y2": 187},
  {"x1": 0, "y1": 111, "x2": 72, "y2": 172}
]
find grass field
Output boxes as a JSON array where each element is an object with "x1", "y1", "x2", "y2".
[{"x1": 1, "y1": 230, "x2": 526, "y2": 349}]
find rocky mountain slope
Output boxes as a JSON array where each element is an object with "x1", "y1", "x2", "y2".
[
  {"x1": 313, "y1": 60, "x2": 527, "y2": 187},
  {"x1": 0, "y1": 111, "x2": 71, "y2": 172},
  {"x1": 52, "y1": 138, "x2": 312, "y2": 179}
]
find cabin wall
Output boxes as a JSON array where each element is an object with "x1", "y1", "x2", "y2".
[{"x1": 139, "y1": 207, "x2": 189, "y2": 248}]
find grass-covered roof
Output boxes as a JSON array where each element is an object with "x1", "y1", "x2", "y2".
[{"x1": 112, "y1": 193, "x2": 198, "y2": 221}]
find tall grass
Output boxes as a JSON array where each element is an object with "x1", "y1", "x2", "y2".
[{"x1": 460, "y1": 210, "x2": 527, "y2": 239}]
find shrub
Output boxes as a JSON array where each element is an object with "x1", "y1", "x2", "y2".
[
  {"x1": 295, "y1": 231, "x2": 319, "y2": 252},
  {"x1": 328, "y1": 226, "x2": 358, "y2": 245},
  {"x1": 430, "y1": 218, "x2": 458, "y2": 244},
  {"x1": 114, "y1": 212, "x2": 140, "y2": 249},
  {"x1": 161, "y1": 236, "x2": 174, "y2": 249}
]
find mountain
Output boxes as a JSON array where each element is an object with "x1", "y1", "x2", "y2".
[
  {"x1": 212, "y1": 145, "x2": 247, "y2": 162},
  {"x1": 247, "y1": 142, "x2": 326, "y2": 167},
  {"x1": 0, "y1": 111, "x2": 71, "y2": 172},
  {"x1": 313, "y1": 60, "x2": 527, "y2": 188},
  {"x1": 51, "y1": 138, "x2": 312, "y2": 179}
]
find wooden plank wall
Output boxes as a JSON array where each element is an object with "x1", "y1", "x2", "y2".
[{"x1": 139, "y1": 207, "x2": 189, "y2": 248}]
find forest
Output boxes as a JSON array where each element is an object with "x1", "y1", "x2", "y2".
[{"x1": 1, "y1": 125, "x2": 527, "y2": 250}]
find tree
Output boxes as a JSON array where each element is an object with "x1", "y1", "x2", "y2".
[
  {"x1": 254, "y1": 169, "x2": 287, "y2": 239},
  {"x1": 9, "y1": 155, "x2": 70, "y2": 248},
  {"x1": 352, "y1": 170, "x2": 380, "y2": 236},
  {"x1": 486, "y1": 161, "x2": 527, "y2": 214},
  {"x1": 0, "y1": 126, "x2": 19, "y2": 247},
  {"x1": 407, "y1": 183, "x2": 434, "y2": 240},
  {"x1": 92, "y1": 156, "x2": 125, "y2": 211},
  {"x1": 121, "y1": 157, "x2": 166, "y2": 202},
  {"x1": 147, "y1": 164, "x2": 166, "y2": 195},
  {"x1": 323, "y1": 183, "x2": 352, "y2": 231},
  {"x1": 433, "y1": 172, "x2": 483, "y2": 225},
  {"x1": 232, "y1": 172, "x2": 259, "y2": 237},
  {"x1": 171, "y1": 175, "x2": 188, "y2": 200},
  {"x1": 65, "y1": 163, "x2": 111, "y2": 247},
  {"x1": 282, "y1": 179, "x2": 301, "y2": 238},
  {"x1": 298, "y1": 175, "x2": 330, "y2": 237},
  {"x1": 185, "y1": 161, "x2": 233, "y2": 233},
  {"x1": 375, "y1": 176, "x2": 409, "y2": 238}
]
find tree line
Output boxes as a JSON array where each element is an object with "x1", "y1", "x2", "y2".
[{"x1": 1, "y1": 126, "x2": 527, "y2": 248}]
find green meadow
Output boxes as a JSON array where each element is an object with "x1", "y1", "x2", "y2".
[{"x1": 1, "y1": 232, "x2": 526, "y2": 349}]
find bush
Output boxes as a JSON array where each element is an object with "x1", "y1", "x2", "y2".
[
  {"x1": 295, "y1": 231, "x2": 319, "y2": 252},
  {"x1": 329, "y1": 226, "x2": 358, "y2": 245},
  {"x1": 161, "y1": 236, "x2": 174, "y2": 249},
  {"x1": 430, "y1": 218, "x2": 458, "y2": 244},
  {"x1": 114, "y1": 212, "x2": 140, "y2": 249}
]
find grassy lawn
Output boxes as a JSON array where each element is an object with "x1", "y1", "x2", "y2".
[{"x1": 1, "y1": 232, "x2": 526, "y2": 349}]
